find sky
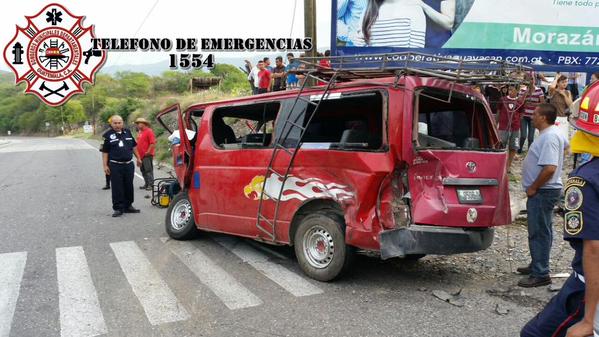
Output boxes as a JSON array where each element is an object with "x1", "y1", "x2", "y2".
[{"x1": 1, "y1": 0, "x2": 333, "y2": 70}]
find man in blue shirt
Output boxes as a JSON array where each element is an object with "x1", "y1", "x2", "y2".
[
  {"x1": 285, "y1": 53, "x2": 299, "y2": 89},
  {"x1": 518, "y1": 103, "x2": 568, "y2": 288}
]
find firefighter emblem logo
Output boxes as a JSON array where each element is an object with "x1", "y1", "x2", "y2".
[{"x1": 3, "y1": 3, "x2": 106, "y2": 106}]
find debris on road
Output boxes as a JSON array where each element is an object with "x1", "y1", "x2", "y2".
[
  {"x1": 433, "y1": 290, "x2": 452, "y2": 302},
  {"x1": 432, "y1": 289, "x2": 465, "y2": 307},
  {"x1": 495, "y1": 304, "x2": 509, "y2": 315},
  {"x1": 548, "y1": 284, "x2": 562, "y2": 292}
]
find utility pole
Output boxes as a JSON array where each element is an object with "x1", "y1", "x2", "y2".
[
  {"x1": 304, "y1": 0, "x2": 317, "y2": 84},
  {"x1": 60, "y1": 105, "x2": 65, "y2": 135},
  {"x1": 91, "y1": 89, "x2": 96, "y2": 135},
  {"x1": 304, "y1": 0, "x2": 317, "y2": 58}
]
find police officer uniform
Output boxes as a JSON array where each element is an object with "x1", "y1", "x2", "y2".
[
  {"x1": 101, "y1": 128, "x2": 140, "y2": 216},
  {"x1": 521, "y1": 159, "x2": 598, "y2": 336},
  {"x1": 521, "y1": 81, "x2": 599, "y2": 337}
]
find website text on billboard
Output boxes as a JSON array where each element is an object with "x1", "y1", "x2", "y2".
[{"x1": 332, "y1": 0, "x2": 599, "y2": 70}]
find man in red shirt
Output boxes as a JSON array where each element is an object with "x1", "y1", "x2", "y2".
[
  {"x1": 135, "y1": 117, "x2": 156, "y2": 190},
  {"x1": 497, "y1": 85, "x2": 527, "y2": 171},
  {"x1": 317, "y1": 50, "x2": 332, "y2": 86},
  {"x1": 257, "y1": 61, "x2": 271, "y2": 94}
]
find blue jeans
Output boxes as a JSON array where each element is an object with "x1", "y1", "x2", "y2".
[
  {"x1": 526, "y1": 188, "x2": 561, "y2": 277},
  {"x1": 520, "y1": 116, "x2": 535, "y2": 151}
]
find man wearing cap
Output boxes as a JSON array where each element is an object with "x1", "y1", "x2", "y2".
[
  {"x1": 135, "y1": 117, "x2": 156, "y2": 191},
  {"x1": 521, "y1": 82, "x2": 599, "y2": 337}
]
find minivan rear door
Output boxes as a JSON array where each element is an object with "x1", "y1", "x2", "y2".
[
  {"x1": 156, "y1": 103, "x2": 193, "y2": 188},
  {"x1": 404, "y1": 86, "x2": 511, "y2": 228}
]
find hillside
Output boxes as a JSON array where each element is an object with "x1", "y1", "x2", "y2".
[
  {"x1": 0, "y1": 70, "x2": 15, "y2": 84},
  {"x1": 0, "y1": 64, "x2": 250, "y2": 142}
]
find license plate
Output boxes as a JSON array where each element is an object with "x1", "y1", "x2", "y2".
[{"x1": 457, "y1": 189, "x2": 482, "y2": 204}]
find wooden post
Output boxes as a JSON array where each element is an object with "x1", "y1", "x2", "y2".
[{"x1": 304, "y1": 0, "x2": 317, "y2": 85}]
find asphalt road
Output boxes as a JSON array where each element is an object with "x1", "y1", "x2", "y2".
[{"x1": 0, "y1": 137, "x2": 541, "y2": 337}]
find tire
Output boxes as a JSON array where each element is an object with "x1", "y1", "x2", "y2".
[
  {"x1": 165, "y1": 192, "x2": 199, "y2": 240},
  {"x1": 294, "y1": 211, "x2": 353, "y2": 282}
]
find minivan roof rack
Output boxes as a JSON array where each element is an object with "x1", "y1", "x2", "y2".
[{"x1": 291, "y1": 52, "x2": 533, "y2": 86}]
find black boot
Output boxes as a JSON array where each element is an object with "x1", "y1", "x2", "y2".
[{"x1": 124, "y1": 206, "x2": 140, "y2": 213}]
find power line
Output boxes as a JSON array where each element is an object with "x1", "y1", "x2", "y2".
[
  {"x1": 289, "y1": 0, "x2": 298, "y2": 38},
  {"x1": 133, "y1": 0, "x2": 160, "y2": 37},
  {"x1": 111, "y1": 0, "x2": 160, "y2": 65}
]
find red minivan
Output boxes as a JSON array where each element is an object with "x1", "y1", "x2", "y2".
[{"x1": 157, "y1": 55, "x2": 520, "y2": 281}]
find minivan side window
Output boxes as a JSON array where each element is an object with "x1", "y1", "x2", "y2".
[
  {"x1": 211, "y1": 102, "x2": 280, "y2": 149},
  {"x1": 277, "y1": 91, "x2": 384, "y2": 151},
  {"x1": 415, "y1": 88, "x2": 494, "y2": 150}
]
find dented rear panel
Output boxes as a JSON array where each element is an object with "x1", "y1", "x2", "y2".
[{"x1": 408, "y1": 150, "x2": 511, "y2": 228}]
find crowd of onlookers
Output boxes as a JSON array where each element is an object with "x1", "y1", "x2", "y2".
[
  {"x1": 243, "y1": 54, "x2": 598, "y2": 174},
  {"x1": 477, "y1": 71, "x2": 599, "y2": 172},
  {"x1": 244, "y1": 51, "x2": 331, "y2": 94}
]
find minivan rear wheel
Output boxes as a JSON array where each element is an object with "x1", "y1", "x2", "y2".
[
  {"x1": 165, "y1": 192, "x2": 199, "y2": 240},
  {"x1": 294, "y1": 211, "x2": 353, "y2": 282}
]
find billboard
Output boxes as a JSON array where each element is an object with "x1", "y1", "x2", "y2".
[{"x1": 332, "y1": 0, "x2": 599, "y2": 70}]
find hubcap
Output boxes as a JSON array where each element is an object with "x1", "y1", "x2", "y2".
[
  {"x1": 171, "y1": 199, "x2": 191, "y2": 231},
  {"x1": 303, "y1": 226, "x2": 334, "y2": 269}
]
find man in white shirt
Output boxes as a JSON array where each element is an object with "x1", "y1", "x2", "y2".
[{"x1": 247, "y1": 60, "x2": 263, "y2": 95}]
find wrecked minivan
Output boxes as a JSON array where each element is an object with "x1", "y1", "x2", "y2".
[{"x1": 157, "y1": 53, "x2": 527, "y2": 281}]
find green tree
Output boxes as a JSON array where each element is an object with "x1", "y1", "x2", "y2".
[
  {"x1": 210, "y1": 64, "x2": 249, "y2": 93},
  {"x1": 154, "y1": 71, "x2": 190, "y2": 93},
  {"x1": 115, "y1": 72, "x2": 152, "y2": 98},
  {"x1": 64, "y1": 100, "x2": 86, "y2": 125},
  {"x1": 100, "y1": 97, "x2": 141, "y2": 125}
]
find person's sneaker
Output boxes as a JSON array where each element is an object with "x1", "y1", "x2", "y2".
[
  {"x1": 124, "y1": 206, "x2": 141, "y2": 213},
  {"x1": 112, "y1": 210, "x2": 123, "y2": 217},
  {"x1": 517, "y1": 265, "x2": 531, "y2": 275},
  {"x1": 517, "y1": 149, "x2": 523, "y2": 154},
  {"x1": 102, "y1": 185, "x2": 110, "y2": 190},
  {"x1": 139, "y1": 185, "x2": 147, "y2": 189},
  {"x1": 145, "y1": 186, "x2": 152, "y2": 191},
  {"x1": 518, "y1": 275, "x2": 551, "y2": 288}
]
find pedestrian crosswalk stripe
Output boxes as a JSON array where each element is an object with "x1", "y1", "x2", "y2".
[
  {"x1": 214, "y1": 237, "x2": 323, "y2": 297},
  {"x1": 56, "y1": 246, "x2": 107, "y2": 337},
  {"x1": 0, "y1": 252, "x2": 27, "y2": 337},
  {"x1": 110, "y1": 241, "x2": 190, "y2": 325},
  {"x1": 165, "y1": 240, "x2": 263, "y2": 310}
]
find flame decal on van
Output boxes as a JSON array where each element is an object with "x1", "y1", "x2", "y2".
[{"x1": 244, "y1": 175, "x2": 354, "y2": 202}]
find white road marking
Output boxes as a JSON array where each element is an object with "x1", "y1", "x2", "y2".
[
  {"x1": 0, "y1": 252, "x2": 27, "y2": 337},
  {"x1": 56, "y1": 247, "x2": 107, "y2": 337},
  {"x1": 165, "y1": 240, "x2": 263, "y2": 310},
  {"x1": 110, "y1": 241, "x2": 189, "y2": 325},
  {"x1": 0, "y1": 139, "x2": 95, "y2": 153},
  {"x1": 214, "y1": 237, "x2": 323, "y2": 297},
  {"x1": 134, "y1": 173, "x2": 144, "y2": 181}
]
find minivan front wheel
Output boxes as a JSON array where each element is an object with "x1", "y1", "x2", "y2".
[
  {"x1": 165, "y1": 192, "x2": 199, "y2": 240},
  {"x1": 294, "y1": 211, "x2": 353, "y2": 282}
]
